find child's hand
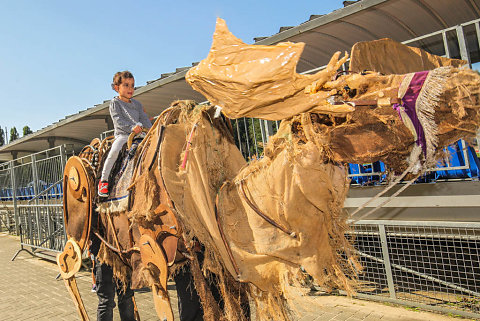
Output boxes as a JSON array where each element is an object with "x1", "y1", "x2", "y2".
[{"x1": 132, "y1": 125, "x2": 142, "y2": 134}]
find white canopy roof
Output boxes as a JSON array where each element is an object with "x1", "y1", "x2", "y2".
[{"x1": 1, "y1": 0, "x2": 479, "y2": 161}]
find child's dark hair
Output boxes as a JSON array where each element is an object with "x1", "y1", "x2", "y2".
[{"x1": 111, "y1": 71, "x2": 134, "y2": 90}]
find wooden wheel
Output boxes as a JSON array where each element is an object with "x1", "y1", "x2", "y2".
[{"x1": 63, "y1": 156, "x2": 94, "y2": 252}]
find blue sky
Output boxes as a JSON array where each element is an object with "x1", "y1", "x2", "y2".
[{"x1": 0, "y1": 1, "x2": 345, "y2": 135}]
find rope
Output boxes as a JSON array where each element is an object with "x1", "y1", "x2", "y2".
[
  {"x1": 349, "y1": 162, "x2": 416, "y2": 218},
  {"x1": 349, "y1": 172, "x2": 421, "y2": 224},
  {"x1": 239, "y1": 181, "x2": 296, "y2": 238}
]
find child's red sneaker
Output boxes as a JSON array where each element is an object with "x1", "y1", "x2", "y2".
[{"x1": 98, "y1": 181, "x2": 109, "y2": 197}]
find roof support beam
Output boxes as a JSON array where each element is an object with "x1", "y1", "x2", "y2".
[
  {"x1": 105, "y1": 117, "x2": 113, "y2": 130},
  {"x1": 417, "y1": 0, "x2": 449, "y2": 29},
  {"x1": 70, "y1": 115, "x2": 111, "y2": 122},
  {"x1": 47, "y1": 137, "x2": 55, "y2": 149},
  {"x1": 28, "y1": 136, "x2": 90, "y2": 146},
  {"x1": 464, "y1": 0, "x2": 480, "y2": 16},
  {"x1": 336, "y1": 20, "x2": 381, "y2": 40},
  {"x1": 0, "y1": 150, "x2": 38, "y2": 155},
  {"x1": 309, "y1": 30, "x2": 354, "y2": 48},
  {"x1": 370, "y1": 7, "x2": 418, "y2": 38}
]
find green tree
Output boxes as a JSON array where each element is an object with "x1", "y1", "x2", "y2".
[
  {"x1": 10, "y1": 127, "x2": 19, "y2": 142},
  {"x1": 23, "y1": 126, "x2": 33, "y2": 136},
  {"x1": 231, "y1": 118, "x2": 279, "y2": 161},
  {"x1": 0, "y1": 128, "x2": 4, "y2": 146}
]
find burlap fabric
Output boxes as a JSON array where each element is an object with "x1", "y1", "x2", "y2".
[
  {"x1": 132, "y1": 101, "x2": 358, "y2": 320},
  {"x1": 349, "y1": 38, "x2": 466, "y2": 74},
  {"x1": 186, "y1": 18, "x2": 355, "y2": 120}
]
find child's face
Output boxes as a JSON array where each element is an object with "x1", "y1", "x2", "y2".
[{"x1": 115, "y1": 77, "x2": 135, "y2": 102}]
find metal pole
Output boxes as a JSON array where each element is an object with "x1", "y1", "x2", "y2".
[
  {"x1": 460, "y1": 140, "x2": 470, "y2": 169},
  {"x1": 475, "y1": 22, "x2": 480, "y2": 55},
  {"x1": 456, "y1": 25, "x2": 471, "y2": 67},
  {"x1": 235, "y1": 120, "x2": 243, "y2": 156},
  {"x1": 31, "y1": 154, "x2": 41, "y2": 247},
  {"x1": 59, "y1": 144, "x2": 67, "y2": 168},
  {"x1": 379, "y1": 224, "x2": 397, "y2": 299},
  {"x1": 259, "y1": 120, "x2": 267, "y2": 148},
  {"x1": 243, "y1": 118, "x2": 251, "y2": 159},
  {"x1": 9, "y1": 161, "x2": 19, "y2": 235},
  {"x1": 250, "y1": 118, "x2": 259, "y2": 157},
  {"x1": 263, "y1": 120, "x2": 275, "y2": 143},
  {"x1": 441, "y1": 31, "x2": 450, "y2": 58}
]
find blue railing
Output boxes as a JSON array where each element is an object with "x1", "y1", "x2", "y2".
[
  {"x1": 0, "y1": 182, "x2": 63, "y2": 202},
  {"x1": 348, "y1": 140, "x2": 480, "y2": 186}
]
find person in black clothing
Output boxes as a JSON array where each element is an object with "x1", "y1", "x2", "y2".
[
  {"x1": 174, "y1": 265, "x2": 205, "y2": 321},
  {"x1": 89, "y1": 233, "x2": 136, "y2": 321}
]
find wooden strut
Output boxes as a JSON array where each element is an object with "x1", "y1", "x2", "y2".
[
  {"x1": 64, "y1": 277, "x2": 89, "y2": 320},
  {"x1": 132, "y1": 296, "x2": 141, "y2": 321},
  {"x1": 239, "y1": 180, "x2": 296, "y2": 238},
  {"x1": 128, "y1": 132, "x2": 151, "y2": 191},
  {"x1": 106, "y1": 212, "x2": 123, "y2": 253},
  {"x1": 151, "y1": 109, "x2": 238, "y2": 280},
  {"x1": 329, "y1": 98, "x2": 402, "y2": 107},
  {"x1": 92, "y1": 230, "x2": 140, "y2": 255},
  {"x1": 153, "y1": 118, "x2": 198, "y2": 263},
  {"x1": 57, "y1": 239, "x2": 89, "y2": 320}
]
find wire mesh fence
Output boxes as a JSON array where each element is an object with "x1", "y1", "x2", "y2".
[{"x1": 352, "y1": 220, "x2": 480, "y2": 319}]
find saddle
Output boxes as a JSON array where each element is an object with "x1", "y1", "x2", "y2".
[{"x1": 96, "y1": 134, "x2": 144, "y2": 213}]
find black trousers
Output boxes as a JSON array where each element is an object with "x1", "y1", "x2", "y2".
[
  {"x1": 174, "y1": 265, "x2": 250, "y2": 321},
  {"x1": 174, "y1": 265, "x2": 204, "y2": 321},
  {"x1": 94, "y1": 259, "x2": 135, "y2": 321}
]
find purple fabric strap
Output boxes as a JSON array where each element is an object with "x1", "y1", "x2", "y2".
[{"x1": 393, "y1": 71, "x2": 429, "y2": 156}]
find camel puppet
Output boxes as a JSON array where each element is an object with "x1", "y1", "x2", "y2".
[{"x1": 57, "y1": 18, "x2": 480, "y2": 321}]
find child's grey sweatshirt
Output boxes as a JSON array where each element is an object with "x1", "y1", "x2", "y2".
[{"x1": 109, "y1": 97, "x2": 152, "y2": 137}]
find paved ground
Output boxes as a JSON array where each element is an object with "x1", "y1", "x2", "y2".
[{"x1": 0, "y1": 233, "x2": 471, "y2": 321}]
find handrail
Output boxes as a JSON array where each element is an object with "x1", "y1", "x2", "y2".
[{"x1": 27, "y1": 177, "x2": 63, "y2": 203}]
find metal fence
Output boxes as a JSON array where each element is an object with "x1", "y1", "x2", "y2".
[
  {"x1": 351, "y1": 220, "x2": 480, "y2": 319},
  {"x1": 0, "y1": 162, "x2": 15, "y2": 233},
  {"x1": 0, "y1": 145, "x2": 70, "y2": 260}
]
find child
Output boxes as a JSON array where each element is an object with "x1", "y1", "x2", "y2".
[{"x1": 98, "y1": 71, "x2": 152, "y2": 197}]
